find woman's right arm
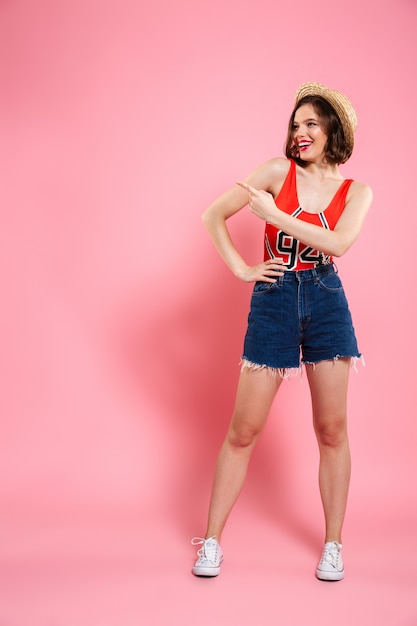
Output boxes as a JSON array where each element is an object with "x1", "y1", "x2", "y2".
[{"x1": 202, "y1": 158, "x2": 289, "y2": 283}]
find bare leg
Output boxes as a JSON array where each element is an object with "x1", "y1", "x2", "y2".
[
  {"x1": 306, "y1": 359, "x2": 351, "y2": 544},
  {"x1": 205, "y1": 367, "x2": 283, "y2": 541}
]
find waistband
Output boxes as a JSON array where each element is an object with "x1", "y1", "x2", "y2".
[{"x1": 277, "y1": 262, "x2": 337, "y2": 284}]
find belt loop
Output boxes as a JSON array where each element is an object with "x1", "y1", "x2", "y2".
[
  {"x1": 312, "y1": 267, "x2": 319, "y2": 284},
  {"x1": 278, "y1": 273, "x2": 284, "y2": 286}
]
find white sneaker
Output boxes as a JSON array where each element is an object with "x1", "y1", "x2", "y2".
[
  {"x1": 191, "y1": 536, "x2": 223, "y2": 577},
  {"x1": 316, "y1": 541, "x2": 344, "y2": 581}
]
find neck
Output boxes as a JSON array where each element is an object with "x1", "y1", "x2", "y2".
[{"x1": 303, "y1": 159, "x2": 341, "y2": 179}]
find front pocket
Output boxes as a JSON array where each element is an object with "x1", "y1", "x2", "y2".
[
  {"x1": 317, "y1": 273, "x2": 344, "y2": 292},
  {"x1": 252, "y1": 281, "x2": 278, "y2": 296}
]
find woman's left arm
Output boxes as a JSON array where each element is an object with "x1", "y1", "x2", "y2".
[{"x1": 236, "y1": 181, "x2": 373, "y2": 257}]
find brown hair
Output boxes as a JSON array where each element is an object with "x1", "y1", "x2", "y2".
[{"x1": 285, "y1": 95, "x2": 352, "y2": 166}]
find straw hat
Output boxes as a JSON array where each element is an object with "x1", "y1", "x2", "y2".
[{"x1": 294, "y1": 82, "x2": 358, "y2": 152}]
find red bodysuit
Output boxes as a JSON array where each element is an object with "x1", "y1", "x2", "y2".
[{"x1": 264, "y1": 159, "x2": 353, "y2": 270}]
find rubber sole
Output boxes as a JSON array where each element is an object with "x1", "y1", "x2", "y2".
[
  {"x1": 316, "y1": 568, "x2": 345, "y2": 581},
  {"x1": 192, "y1": 566, "x2": 221, "y2": 577}
]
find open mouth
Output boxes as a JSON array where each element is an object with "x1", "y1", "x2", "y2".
[{"x1": 298, "y1": 141, "x2": 312, "y2": 152}]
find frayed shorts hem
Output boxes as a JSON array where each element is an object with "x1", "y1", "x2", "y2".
[{"x1": 240, "y1": 354, "x2": 365, "y2": 379}]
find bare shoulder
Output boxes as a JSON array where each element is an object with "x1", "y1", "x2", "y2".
[
  {"x1": 264, "y1": 157, "x2": 292, "y2": 177},
  {"x1": 261, "y1": 157, "x2": 291, "y2": 185},
  {"x1": 245, "y1": 157, "x2": 291, "y2": 192},
  {"x1": 334, "y1": 180, "x2": 373, "y2": 240},
  {"x1": 347, "y1": 181, "x2": 373, "y2": 206}
]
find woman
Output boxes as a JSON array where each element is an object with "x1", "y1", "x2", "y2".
[{"x1": 191, "y1": 83, "x2": 372, "y2": 581}]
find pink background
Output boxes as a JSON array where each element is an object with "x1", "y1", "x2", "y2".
[{"x1": 0, "y1": 0, "x2": 416, "y2": 624}]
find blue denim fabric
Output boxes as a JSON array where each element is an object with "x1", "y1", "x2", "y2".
[{"x1": 242, "y1": 263, "x2": 361, "y2": 371}]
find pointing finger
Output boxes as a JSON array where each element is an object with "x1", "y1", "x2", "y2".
[{"x1": 236, "y1": 180, "x2": 256, "y2": 193}]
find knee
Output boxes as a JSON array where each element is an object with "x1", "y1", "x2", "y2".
[
  {"x1": 315, "y1": 417, "x2": 347, "y2": 448},
  {"x1": 227, "y1": 423, "x2": 261, "y2": 449}
]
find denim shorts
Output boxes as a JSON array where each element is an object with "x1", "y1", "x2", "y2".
[{"x1": 242, "y1": 263, "x2": 361, "y2": 373}]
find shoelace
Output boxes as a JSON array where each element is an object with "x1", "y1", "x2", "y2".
[
  {"x1": 321, "y1": 542, "x2": 342, "y2": 568},
  {"x1": 191, "y1": 536, "x2": 219, "y2": 563}
]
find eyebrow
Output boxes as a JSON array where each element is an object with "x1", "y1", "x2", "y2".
[{"x1": 293, "y1": 117, "x2": 319, "y2": 124}]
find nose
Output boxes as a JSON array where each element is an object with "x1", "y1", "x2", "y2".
[{"x1": 294, "y1": 125, "x2": 306, "y2": 138}]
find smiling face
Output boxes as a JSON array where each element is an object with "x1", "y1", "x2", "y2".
[
  {"x1": 292, "y1": 103, "x2": 328, "y2": 162},
  {"x1": 285, "y1": 95, "x2": 352, "y2": 167}
]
